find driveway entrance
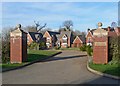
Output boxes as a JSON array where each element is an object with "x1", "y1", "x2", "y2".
[{"x1": 2, "y1": 50, "x2": 119, "y2": 84}]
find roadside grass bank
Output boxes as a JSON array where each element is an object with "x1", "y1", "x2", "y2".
[
  {"x1": 60, "y1": 47, "x2": 80, "y2": 51},
  {"x1": 89, "y1": 62, "x2": 120, "y2": 77},
  {"x1": 1, "y1": 63, "x2": 26, "y2": 69},
  {"x1": 27, "y1": 50, "x2": 58, "y2": 62},
  {"x1": 1, "y1": 50, "x2": 59, "y2": 71}
]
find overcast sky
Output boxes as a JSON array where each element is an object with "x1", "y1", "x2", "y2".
[{"x1": 2, "y1": 2, "x2": 118, "y2": 32}]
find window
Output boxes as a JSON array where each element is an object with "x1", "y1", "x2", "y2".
[
  {"x1": 88, "y1": 37, "x2": 91, "y2": 43},
  {"x1": 47, "y1": 37, "x2": 51, "y2": 43},
  {"x1": 62, "y1": 35, "x2": 67, "y2": 43},
  {"x1": 62, "y1": 43, "x2": 68, "y2": 46}
]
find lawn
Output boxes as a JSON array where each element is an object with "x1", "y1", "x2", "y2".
[
  {"x1": 60, "y1": 47, "x2": 80, "y2": 51},
  {"x1": 1, "y1": 63, "x2": 26, "y2": 69},
  {"x1": 27, "y1": 50, "x2": 58, "y2": 62},
  {"x1": 1, "y1": 50, "x2": 58, "y2": 70},
  {"x1": 89, "y1": 62, "x2": 120, "y2": 77}
]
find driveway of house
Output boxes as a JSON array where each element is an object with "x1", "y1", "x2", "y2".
[{"x1": 2, "y1": 50, "x2": 119, "y2": 84}]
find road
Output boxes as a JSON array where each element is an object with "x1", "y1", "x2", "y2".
[{"x1": 2, "y1": 50, "x2": 119, "y2": 84}]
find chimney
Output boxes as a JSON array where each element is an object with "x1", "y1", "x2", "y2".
[{"x1": 107, "y1": 26, "x2": 111, "y2": 32}]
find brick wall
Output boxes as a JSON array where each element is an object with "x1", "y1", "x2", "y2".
[
  {"x1": 60, "y1": 37, "x2": 71, "y2": 48},
  {"x1": 93, "y1": 36, "x2": 108, "y2": 64},
  {"x1": 68, "y1": 37, "x2": 70, "y2": 47},
  {"x1": 10, "y1": 32, "x2": 27, "y2": 63},
  {"x1": 72, "y1": 37, "x2": 83, "y2": 48},
  {"x1": 10, "y1": 36, "x2": 22, "y2": 63},
  {"x1": 43, "y1": 31, "x2": 52, "y2": 48},
  {"x1": 86, "y1": 32, "x2": 93, "y2": 44}
]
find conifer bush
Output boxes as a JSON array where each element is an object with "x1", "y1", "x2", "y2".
[
  {"x1": 86, "y1": 45, "x2": 93, "y2": 56},
  {"x1": 79, "y1": 45, "x2": 86, "y2": 51},
  {"x1": 108, "y1": 36, "x2": 120, "y2": 64}
]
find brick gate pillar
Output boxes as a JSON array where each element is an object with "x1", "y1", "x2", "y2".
[
  {"x1": 93, "y1": 22, "x2": 108, "y2": 64},
  {"x1": 10, "y1": 24, "x2": 27, "y2": 63},
  {"x1": 93, "y1": 37, "x2": 108, "y2": 64}
]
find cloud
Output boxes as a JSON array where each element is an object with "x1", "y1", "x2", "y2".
[
  {"x1": 2, "y1": 2, "x2": 118, "y2": 31},
  {"x1": 1, "y1": 0, "x2": 119, "y2": 2}
]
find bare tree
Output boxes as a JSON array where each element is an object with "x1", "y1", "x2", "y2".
[
  {"x1": 24, "y1": 25, "x2": 37, "y2": 32},
  {"x1": 2, "y1": 27, "x2": 14, "y2": 63},
  {"x1": 63, "y1": 20, "x2": 73, "y2": 31},
  {"x1": 34, "y1": 21, "x2": 47, "y2": 32},
  {"x1": 58, "y1": 27, "x2": 66, "y2": 32},
  {"x1": 41, "y1": 28, "x2": 52, "y2": 34}
]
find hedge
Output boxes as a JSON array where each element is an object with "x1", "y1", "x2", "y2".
[{"x1": 108, "y1": 36, "x2": 120, "y2": 64}]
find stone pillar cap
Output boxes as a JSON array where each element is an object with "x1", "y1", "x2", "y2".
[{"x1": 98, "y1": 22, "x2": 102, "y2": 28}]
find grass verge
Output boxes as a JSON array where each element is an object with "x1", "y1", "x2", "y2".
[
  {"x1": 1, "y1": 63, "x2": 26, "y2": 69},
  {"x1": 1, "y1": 50, "x2": 58, "y2": 70},
  {"x1": 27, "y1": 50, "x2": 58, "y2": 62},
  {"x1": 60, "y1": 48, "x2": 80, "y2": 51},
  {"x1": 89, "y1": 62, "x2": 120, "y2": 77}
]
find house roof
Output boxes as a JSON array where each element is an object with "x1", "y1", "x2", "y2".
[
  {"x1": 73, "y1": 35, "x2": 86, "y2": 44},
  {"x1": 86, "y1": 29, "x2": 95, "y2": 38},
  {"x1": 89, "y1": 29, "x2": 96, "y2": 35},
  {"x1": 28, "y1": 32, "x2": 43, "y2": 41},
  {"x1": 108, "y1": 31, "x2": 117, "y2": 37},
  {"x1": 115, "y1": 27, "x2": 120, "y2": 35},
  {"x1": 78, "y1": 35, "x2": 86, "y2": 43},
  {"x1": 103, "y1": 28, "x2": 115, "y2": 32},
  {"x1": 45, "y1": 31, "x2": 60, "y2": 43},
  {"x1": 56, "y1": 34, "x2": 60, "y2": 39},
  {"x1": 116, "y1": 27, "x2": 120, "y2": 31},
  {"x1": 60, "y1": 31, "x2": 72, "y2": 38},
  {"x1": 47, "y1": 31, "x2": 60, "y2": 37},
  {"x1": 89, "y1": 27, "x2": 115, "y2": 35}
]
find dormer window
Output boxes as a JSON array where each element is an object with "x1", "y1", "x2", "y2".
[
  {"x1": 62, "y1": 34, "x2": 67, "y2": 40},
  {"x1": 47, "y1": 37, "x2": 51, "y2": 43},
  {"x1": 47, "y1": 37, "x2": 50, "y2": 40},
  {"x1": 62, "y1": 34, "x2": 67, "y2": 43}
]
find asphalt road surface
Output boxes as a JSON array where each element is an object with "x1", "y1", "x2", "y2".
[{"x1": 2, "y1": 50, "x2": 120, "y2": 84}]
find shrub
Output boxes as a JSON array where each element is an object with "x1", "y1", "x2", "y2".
[
  {"x1": 108, "y1": 36, "x2": 120, "y2": 64},
  {"x1": 79, "y1": 45, "x2": 93, "y2": 56},
  {"x1": 54, "y1": 46, "x2": 61, "y2": 50},
  {"x1": 2, "y1": 41, "x2": 10, "y2": 63},
  {"x1": 28, "y1": 41, "x2": 47, "y2": 50},
  {"x1": 79, "y1": 45, "x2": 86, "y2": 51},
  {"x1": 86, "y1": 45, "x2": 93, "y2": 56},
  {"x1": 2, "y1": 28, "x2": 12, "y2": 63},
  {"x1": 28, "y1": 42, "x2": 39, "y2": 50},
  {"x1": 67, "y1": 46, "x2": 70, "y2": 48},
  {"x1": 39, "y1": 41, "x2": 46, "y2": 50}
]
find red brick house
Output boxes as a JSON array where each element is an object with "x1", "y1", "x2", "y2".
[
  {"x1": 43, "y1": 31, "x2": 60, "y2": 48},
  {"x1": 27, "y1": 32, "x2": 43, "y2": 45},
  {"x1": 86, "y1": 29, "x2": 95, "y2": 46},
  {"x1": 58, "y1": 31, "x2": 73, "y2": 48},
  {"x1": 72, "y1": 35, "x2": 85, "y2": 48}
]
